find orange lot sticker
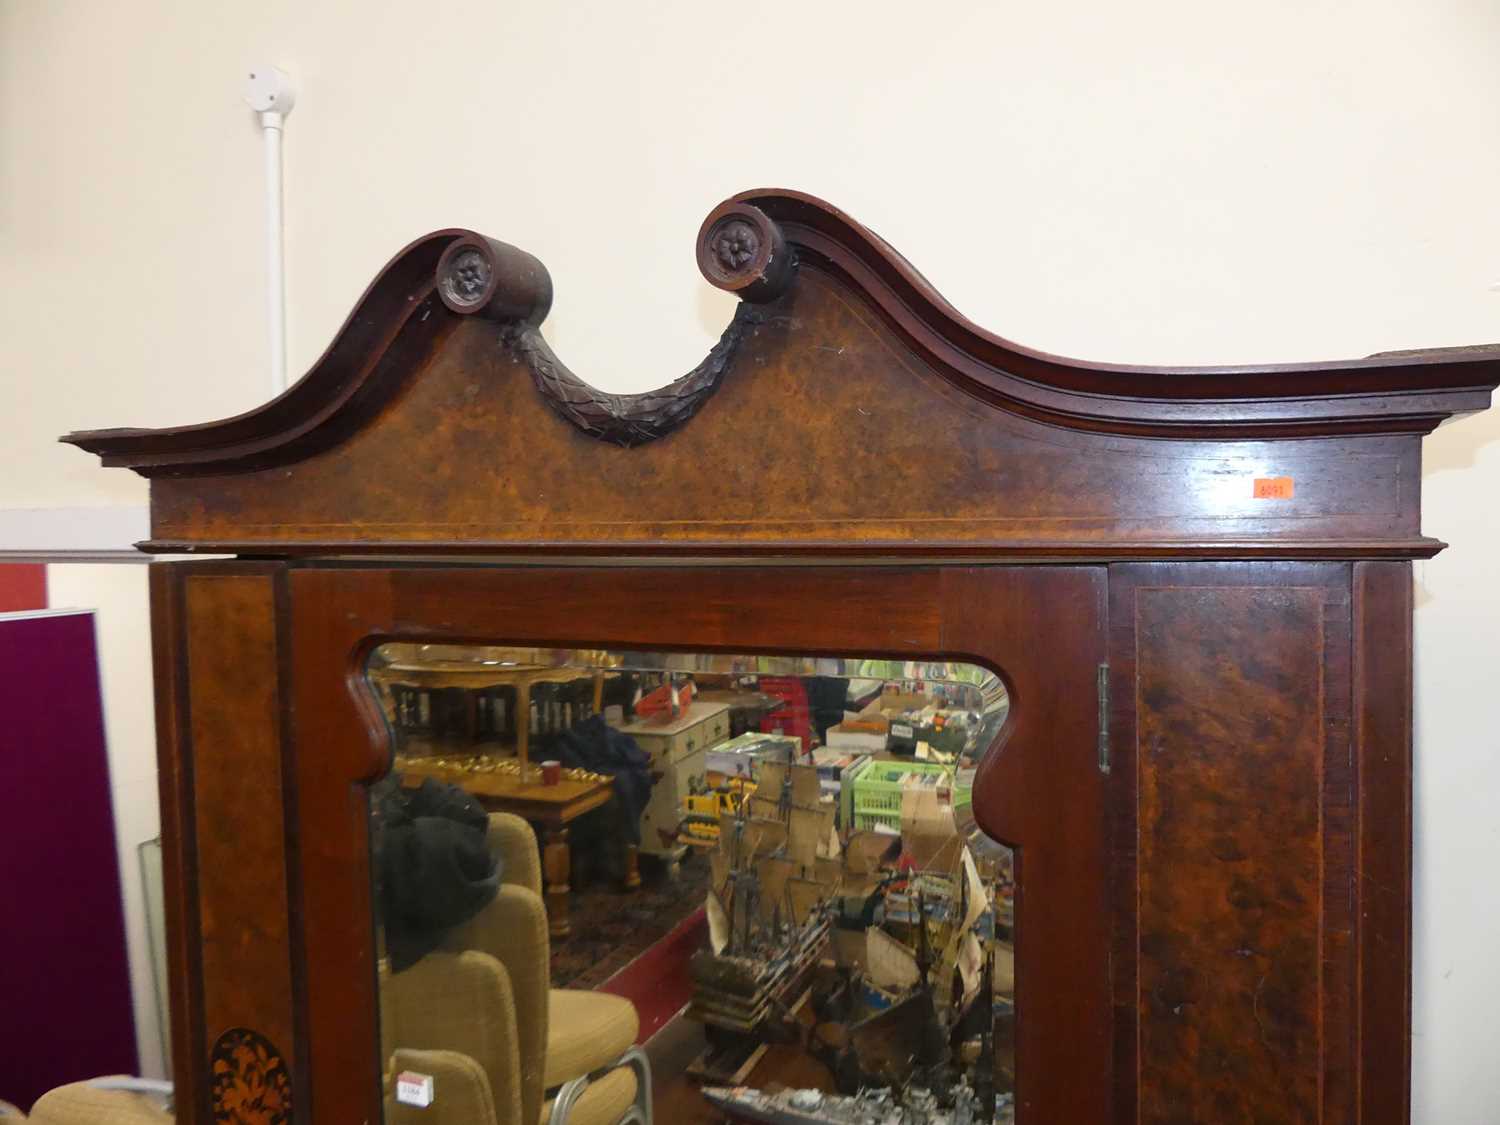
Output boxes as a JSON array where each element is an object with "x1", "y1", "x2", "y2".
[{"x1": 1253, "y1": 476, "x2": 1295, "y2": 499}]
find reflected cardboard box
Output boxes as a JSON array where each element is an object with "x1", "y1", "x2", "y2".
[{"x1": 703, "y1": 731, "x2": 800, "y2": 783}]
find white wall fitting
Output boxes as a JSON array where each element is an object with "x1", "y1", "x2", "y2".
[
  {"x1": 245, "y1": 66, "x2": 296, "y2": 395},
  {"x1": 3, "y1": 2, "x2": 1498, "y2": 1114}
]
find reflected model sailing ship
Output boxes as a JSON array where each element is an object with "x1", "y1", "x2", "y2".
[{"x1": 689, "y1": 761, "x2": 841, "y2": 1034}]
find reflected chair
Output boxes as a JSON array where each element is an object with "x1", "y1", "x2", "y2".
[
  {"x1": 382, "y1": 950, "x2": 524, "y2": 1125},
  {"x1": 383, "y1": 813, "x2": 651, "y2": 1125},
  {"x1": 26, "y1": 1081, "x2": 172, "y2": 1125},
  {"x1": 476, "y1": 814, "x2": 652, "y2": 1125}
]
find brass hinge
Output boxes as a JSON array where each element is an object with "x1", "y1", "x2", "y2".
[{"x1": 1097, "y1": 663, "x2": 1111, "y2": 774}]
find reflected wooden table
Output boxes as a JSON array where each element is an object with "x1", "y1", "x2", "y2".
[
  {"x1": 372, "y1": 660, "x2": 606, "y2": 774},
  {"x1": 397, "y1": 757, "x2": 632, "y2": 939}
]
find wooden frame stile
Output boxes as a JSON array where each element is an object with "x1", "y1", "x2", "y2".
[
  {"x1": 1351, "y1": 561, "x2": 1415, "y2": 1125},
  {"x1": 147, "y1": 561, "x2": 204, "y2": 1118},
  {"x1": 63, "y1": 189, "x2": 1500, "y2": 1124}
]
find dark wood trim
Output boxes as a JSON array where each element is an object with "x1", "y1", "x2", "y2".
[
  {"x1": 1322, "y1": 575, "x2": 1359, "y2": 1124},
  {"x1": 1106, "y1": 575, "x2": 1139, "y2": 1125},
  {"x1": 62, "y1": 231, "x2": 468, "y2": 476},
  {"x1": 148, "y1": 563, "x2": 206, "y2": 1121},
  {"x1": 61, "y1": 191, "x2": 1499, "y2": 481},
  {"x1": 273, "y1": 568, "x2": 313, "y2": 1118},
  {"x1": 286, "y1": 563, "x2": 1109, "y2": 1125},
  {"x1": 1353, "y1": 562, "x2": 1414, "y2": 1124},
  {"x1": 286, "y1": 569, "x2": 395, "y2": 1121},
  {"x1": 138, "y1": 538, "x2": 1450, "y2": 561},
  {"x1": 739, "y1": 191, "x2": 1500, "y2": 438}
]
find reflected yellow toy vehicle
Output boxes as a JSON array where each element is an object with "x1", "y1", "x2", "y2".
[{"x1": 678, "y1": 775, "x2": 756, "y2": 847}]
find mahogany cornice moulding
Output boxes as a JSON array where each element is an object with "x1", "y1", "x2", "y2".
[{"x1": 63, "y1": 190, "x2": 1500, "y2": 559}]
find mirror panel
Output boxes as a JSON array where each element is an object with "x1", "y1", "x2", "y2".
[{"x1": 366, "y1": 642, "x2": 1016, "y2": 1124}]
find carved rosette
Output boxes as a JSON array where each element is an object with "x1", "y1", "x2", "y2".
[
  {"x1": 710, "y1": 219, "x2": 759, "y2": 273},
  {"x1": 209, "y1": 1027, "x2": 292, "y2": 1125},
  {"x1": 438, "y1": 247, "x2": 493, "y2": 311},
  {"x1": 696, "y1": 202, "x2": 793, "y2": 302},
  {"x1": 435, "y1": 234, "x2": 553, "y2": 325}
]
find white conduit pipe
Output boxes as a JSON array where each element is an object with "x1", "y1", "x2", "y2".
[
  {"x1": 261, "y1": 110, "x2": 288, "y2": 394},
  {"x1": 244, "y1": 67, "x2": 296, "y2": 395}
]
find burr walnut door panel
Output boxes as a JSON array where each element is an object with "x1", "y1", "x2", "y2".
[{"x1": 1109, "y1": 563, "x2": 1357, "y2": 1125}]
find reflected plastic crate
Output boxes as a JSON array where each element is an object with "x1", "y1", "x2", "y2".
[{"x1": 845, "y1": 758, "x2": 972, "y2": 832}]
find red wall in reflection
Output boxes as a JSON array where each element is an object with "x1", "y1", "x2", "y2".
[{"x1": 0, "y1": 563, "x2": 46, "y2": 612}]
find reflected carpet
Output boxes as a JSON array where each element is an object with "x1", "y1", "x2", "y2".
[{"x1": 550, "y1": 850, "x2": 709, "y2": 996}]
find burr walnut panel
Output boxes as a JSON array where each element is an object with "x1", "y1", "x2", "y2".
[
  {"x1": 146, "y1": 270, "x2": 1422, "y2": 556},
  {"x1": 1130, "y1": 575, "x2": 1350, "y2": 1124},
  {"x1": 183, "y1": 573, "x2": 298, "y2": 1110}
]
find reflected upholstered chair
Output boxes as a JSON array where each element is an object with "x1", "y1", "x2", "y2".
[
  {"x1": 26, "y1": 1082, "x2": 171, "y2": 1125},
  {"x1": 382, "y1": 949, "x2": 524, "y2": 1125},
  {"x1": 382, "y1": 813, "x2": 650, "y2": 1125}
]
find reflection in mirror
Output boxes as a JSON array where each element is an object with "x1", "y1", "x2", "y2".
[{"x1": 365, "y1": 643, "x2": 1016, "y2": 1124}]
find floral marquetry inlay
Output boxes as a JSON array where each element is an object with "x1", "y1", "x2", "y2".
[{"x1": 209, "y1": 1028, "x2": 293, "y2": 1125}]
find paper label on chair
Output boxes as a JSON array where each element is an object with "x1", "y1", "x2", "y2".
[{"x1": 396, "y1": 1071, "x2": 435, "y2": 1108}]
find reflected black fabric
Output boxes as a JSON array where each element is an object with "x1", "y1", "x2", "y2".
[
  {"x1": 372, "y1": 776, "x2": 500, "y2": 972},
  {"x1": 805, "y1": 675, "x2": 850, "y2": 742},
  {"x1": 543, "y1": 716, "x2": 653, "y2": 845},
  {"x1": 404, "y1": 773, "x2": 489, "y2": 831}
]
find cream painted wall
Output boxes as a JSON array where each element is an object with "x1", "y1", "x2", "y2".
[{"x1": 4, "y1": 0, "x2": 1498, "y2": 1116}]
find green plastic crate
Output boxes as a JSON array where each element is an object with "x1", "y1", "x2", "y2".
[{"x1": 846, "y1": 758, "x2": 969, "y2": 832}]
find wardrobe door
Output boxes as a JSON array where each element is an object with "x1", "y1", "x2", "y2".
[{"x1": 283, "y1": 563, "x2": 1113, "y2": 1124}]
